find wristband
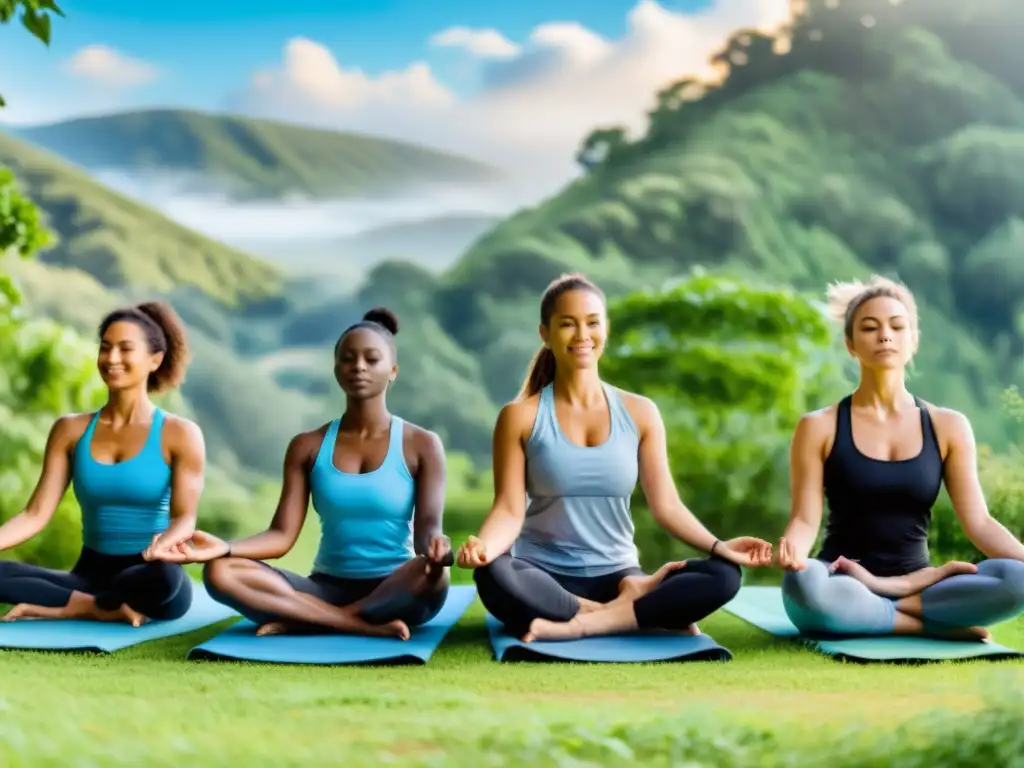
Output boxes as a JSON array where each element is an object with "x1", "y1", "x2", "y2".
[{"x1": 710, "y1": 539, "x2": 720, "y2": 556}]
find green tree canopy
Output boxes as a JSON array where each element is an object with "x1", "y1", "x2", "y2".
[{"x1": 601, "y1": 270, "x2": 845, "y2": 561}]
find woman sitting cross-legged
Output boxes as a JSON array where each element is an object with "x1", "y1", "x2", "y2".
[
  {"x1": 778, "y1": 276, "x2": 1024, "y2": 642},
  {"x1": 149, "y1": 308, "x2": 452, "y2": 640},
  {"x1": 456, "y1": 273, "x2": 774, "y2": 643}
]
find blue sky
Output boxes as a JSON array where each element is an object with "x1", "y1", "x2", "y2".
[{"x1": 0, "y1": 0, "x2": 715, "y2": 122}]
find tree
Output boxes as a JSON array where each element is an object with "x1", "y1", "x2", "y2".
[
  {"x1": 575, "y1": 127, "x2": 630, "y2": 172},
  {"x1": 601, "y1": 269, "x2": 845, "y2": 565},
  {"x1": 0, "y1": 0, "x2": 65, "y2": 107}
]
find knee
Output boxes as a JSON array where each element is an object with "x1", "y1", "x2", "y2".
[
  {"x1": 202, "y1": 558, "x2": 235, "y2": 599},
  {"x1": 141, "y1": 560, "x2": 182, "y2": 590},
  {"x1": 0, "y1": 560, "x2": 19, "y2": 581},
  {"x1": 993, "y1": 559, "x2": 1024, "y2": 608},
  {"x1": 704, "y1": 558, "x2": 742, "y2": 603}
]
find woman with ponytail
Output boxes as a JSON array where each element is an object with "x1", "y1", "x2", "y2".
[
  {"x1": 0, "y1": 301, "x2": 201, "y2": 625},
  {"x1": 456, "y1": 273, "x2": 773, "y2": 643}
]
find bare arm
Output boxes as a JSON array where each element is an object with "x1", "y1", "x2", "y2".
[
  {"x1": 473, "y1": 404, "x2": 529, "y2": 559},
  {"x1": 780, "y1": 413, "x2": 827, "y2": 566},
  {"x1": 0, "y1": 417, "x2": 77, "y2": 551},
  {"x1": 160, "y1": 418, "x2": 207, "y2": 541},
  {"x1": 942, "y1": 411, "x2": 1024, "y2": 561},
  {"x1": 411, "y1": 429, "x2": 449, "y2": 560},
  {"x1": 634, "y1": 397, "x2": 718, "y2": 553},
  {"x1": 226, "y1": 433, "x2": 314, "y2": 561}
]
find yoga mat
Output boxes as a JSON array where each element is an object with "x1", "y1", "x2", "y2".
[
  {"x1": 485, "y1": 614, "x2": 733, "y2": 663},
  {"x1": 725, "y1": 586, "x2": 1024, "y2": 662},
  {"x1": 187, "y1": 585, "x2": 476, "y2": 665},
  {"x1": 0, "y1": 584, "x2": 237, "y2": 653}
]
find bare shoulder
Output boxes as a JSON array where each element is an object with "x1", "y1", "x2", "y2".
[
  {"x1": 612, "y1": 387, "x2": 660, "y2": 431},
  {"x1": 497, "y1": 396, "x2": 540, "y2": 439},
  {"x1": 284, "y1": 423, "x2": 331, "y2": 465},
  {"x1": 918, "y1": 400, "x2": 973, "y2": 452},
  {"x1": 793, "y1": 404, "x2": 838, "y2": 456},
  {"x1": 162, "y1": 413, "x2": 204, "y2": 445},
  {"x1": 402, "y1": 420, "x2": 444, "y2": 458},
  {"x1": 51, "y1": 413, "x2": 92, "y2": 448}
]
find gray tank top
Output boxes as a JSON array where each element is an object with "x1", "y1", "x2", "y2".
[{"x1": 512, "y1": 382, "x2": 641, "y2": 577}]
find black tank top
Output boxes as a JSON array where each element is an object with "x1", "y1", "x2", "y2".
[{"x1": 816, "y1": 395, "x2": 943, "y2": 577}]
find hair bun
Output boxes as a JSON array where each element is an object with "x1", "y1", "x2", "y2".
[{"x1": 363, "y1": 306, "x2": 399, "y2": 335}]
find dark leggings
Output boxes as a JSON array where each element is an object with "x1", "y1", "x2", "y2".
[
  {"x1": 474, "y1": 554, "x2": 742, "y2": 636},
  {"x1": 204, "y1": 560, "x2": 449, "y2": 628},
  {"x1": 0, "y1": 548, "x2": 193, "y2": 620}
]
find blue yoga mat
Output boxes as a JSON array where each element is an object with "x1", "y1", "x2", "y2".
[
  {"x1": 725, "y1": 585, "x2": 1024, "y2": 662},
  {"x1": 187, "y1": 585, "x2": 476, "y2": 665},
  {"x1": 0, "y1": 583, "x2": 237, "y2": 653},
  {"x1": 485, "y1": 614, "x2": 732, "y2": 663}
]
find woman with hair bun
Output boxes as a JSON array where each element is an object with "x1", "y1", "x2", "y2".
[
  {"x1": 152, "y1": 308, "x2": 452, "y2": 640},
  {"x1": 0, "y1": 301, "x2": 202, "y2": 625},
  {"x1": 777, "y1": 275, "x2": 1024, "y2": 641}
]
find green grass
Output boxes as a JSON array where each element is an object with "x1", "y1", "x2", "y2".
[
  {"x1": 12, "y1": 108, "x2": 504, "y2": 200},
  {"x1": 0, "y1": 130, "x2": 281, "y2": 305},
  {"x1": 3, "y1": 544, "x2": 1024, "y2": 767}
]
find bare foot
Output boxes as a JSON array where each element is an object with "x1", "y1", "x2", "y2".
[
  {"x1": 937, "y1": 561, "x2": 979, "y2": 578},
  {"x1": 2, "y1": 603, "x2": 58, "y2": 621},
  {"x1": 522, "y1": 617, "x2": 584, "y2": 643},
  {"x1": 618, "y1": 561, "x2": 688, "y2": 602},
  {"x1": 256, "y1": 620, "x2": 294, "y2": 637},
  {"x1": 257, "y1": 615, "x2": 411, "y2": 640},
  {"x1": 2, "y1": 600, "x2": 146, "y2": 626}
]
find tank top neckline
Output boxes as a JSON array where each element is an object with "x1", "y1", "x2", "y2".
[
  {"x1": 83, "y1": 407, "x2": 165, "y2": 468},
  {"x1": 543, "y1": 382, "x2": 617, "y2": 450},
  {"x1": 321, "y1": 415, "x2": 402, "y2": 478},
  {"x1": 838, "y1": 394, "x2": 935, "y2": 466}
]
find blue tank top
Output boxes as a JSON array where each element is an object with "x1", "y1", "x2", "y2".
[
  {"x1": 310, "y1": 416, "x2": 416, "y2": 579},
  {"x1": 513, "y1": 383, "x2": 641, "y2": 577},
  {"x1": 73, "y1": 409, "x2": 172, "y2": 556}
]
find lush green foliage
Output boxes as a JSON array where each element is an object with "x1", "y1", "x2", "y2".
[
  {"x1": 13, "y1": 108, "x2": 503, "y2": 200},
  {"x1": 601, "y1": 272, "x2": 845, "y2": 559}
]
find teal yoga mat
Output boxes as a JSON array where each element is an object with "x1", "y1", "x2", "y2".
[
  {"x1": 486, "y1": 614, "x2": 732, "y2": 663},
  {"x1": 725, "y1": 585, "x2": 1023, "y2": 662},
  {"x1": 0, "y1": 583, "x2": 237, "y2": 653},
  {"x1": 187, "y1": 585, "x2": 476, "y2": 665}
]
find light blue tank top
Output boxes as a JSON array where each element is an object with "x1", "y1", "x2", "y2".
[
  {"x1": 73, "y1": 409, "x2": 172, "y2": 556},
  {"x1": 310, "y1": 416, "x2": 416, "y2": 579},
  {"x1": 513, "y1": 383, "x2": 641, "y2": 577}
]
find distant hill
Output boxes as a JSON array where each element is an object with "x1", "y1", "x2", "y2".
[
  {"x1": 10, "y1": 109, "x2": 505, "y2": 201},
  {"x1": 0, "y1": 130, "x2": 280, "y2": 305},
  {"x1": 239, "y1": 212, "x2": 500, "y2": 277}
]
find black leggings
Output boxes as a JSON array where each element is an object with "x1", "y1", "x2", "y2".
[
  {"x1": 204, "y1": 560, "x2": 449, "y2": 628},
  {"x1": 0, "y1": 548, "x2": 193, "y2": 620},
  {"x1": 474, "y1": 554, "x2": 742, "y2": 636}
]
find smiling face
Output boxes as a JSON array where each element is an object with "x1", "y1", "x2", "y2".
[
  {"x1": 334, "y1": 327, "x2": 397, "y2": 400},
  {"x1": 540, "y1": 288, "x2": 607, "y2": 373},
  {"x1": 846, "y1": 295, "x2": 918, "y2": 370},
  {"x1": 98, "y1": 320, "x2": 164, "y2": 392}
]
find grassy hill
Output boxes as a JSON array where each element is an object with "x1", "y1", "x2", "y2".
[
  {"x1": 0, "y1": 130, "x2": 281, "y2": 305},
  {"x1": 11, "y1": 108, "x2": 504, "y2": 201},
  {"x1": 426, "y1": 0, "x2": 1024, "y2": 448}
]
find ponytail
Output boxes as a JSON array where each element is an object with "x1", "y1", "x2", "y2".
[{"x1": 517, "y1": 346, "x2": 556, "y2": 401}]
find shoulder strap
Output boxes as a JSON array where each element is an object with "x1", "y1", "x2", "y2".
[{"x1": 313, "y1": 420, "x2": 340, "y2": 470}]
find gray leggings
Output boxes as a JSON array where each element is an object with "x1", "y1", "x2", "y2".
[{"x1": 781, "y1": 558, "x2": 1024, "y2": 635}]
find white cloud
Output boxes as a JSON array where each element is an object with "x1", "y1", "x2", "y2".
[
  {"x1": 229, "y1": 0, "x2": 793, "y2": 196},
  {"x1": 63, "y1": 45, "x2": 160, "y2": 88},
  {"x1": 430, "y1": 27, "x2": 520, "y2": 59}
]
